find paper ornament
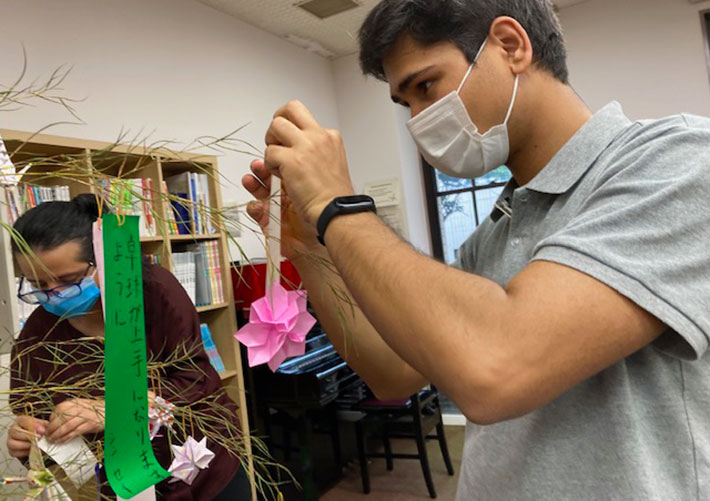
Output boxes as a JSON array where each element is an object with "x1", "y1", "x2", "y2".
[
  {"x1": 235, "y1": 176, "x2": 315, "y2": 372},
  {"x1": 168, "y1": 436, "x2": 215, "y2": 485},
  {"x1": 236, "y1": 282, "x2": 315, "y2": 371},
  {"x1": 148, "y1": 396, "x2": 175, "y2": 439},
  {"x1": 0, "y1": 440, "x2": 72, "y2": 501}
]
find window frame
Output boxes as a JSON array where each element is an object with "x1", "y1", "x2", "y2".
[
  {"x1": 702, "y1": 10, "x2": 710, "y2": 89},
  {"x1": 421, "y1": 159, "x2": 507, "y2": 262}
]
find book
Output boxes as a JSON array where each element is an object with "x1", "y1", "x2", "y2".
[
  {"x1": 171, "y1": 241, "x2": 224, "y2": 307},
  {"x1": 1, "y1": 183, "x2": 72, "y2": 224},
  {"x1": 143, "y1": 253, "x2": 161, "y2": 266},
  {"x1": 165, "y1": 173, "x2": 193, "y2": 235},
  {"x1": 164, "y1": 172, "x2": 217, "y2": 236},
  {"x1": 192, "y1": 244, "x2": 212, "y2": 307},
  {"x1": 200, "y1": 324, "x2": 225, "y2": 373},
  {"x1": 198, "y1": 173, "x2": 214, "y2": 234},
  {"x1": 189, "y1": 173, "x2": 200, "y2": 234},
  {"x1": 173, "y1": 250, "x2": 197, "y2": 304},
  {"x1": 161, "y1": 181, "x2": 179, "y2": 235}
]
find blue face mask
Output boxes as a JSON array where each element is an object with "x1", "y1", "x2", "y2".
[{"x1": 39, "y1": 273, "x2": 101, "y2": 318}]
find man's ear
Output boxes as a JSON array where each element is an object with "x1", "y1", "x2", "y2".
[{"x1": 488, "y1": 16, "x2": 534, "y2": 76}]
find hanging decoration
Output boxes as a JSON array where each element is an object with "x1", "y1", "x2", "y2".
[{"x1": 235, "y1": 176, "x2": 316, "y2": 371}]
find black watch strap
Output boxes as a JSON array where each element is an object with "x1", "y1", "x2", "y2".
[{"x1": 317, "y1": 195, "x2": 377, "y2": 246}]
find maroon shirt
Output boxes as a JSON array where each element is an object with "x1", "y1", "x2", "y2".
[{"x1": 10, "y1": 264, "x2": 241, "y2": 500}]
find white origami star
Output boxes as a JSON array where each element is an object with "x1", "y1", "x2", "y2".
[{"x1": 167, "y1": 436, "x2": 215, "y2": 485}]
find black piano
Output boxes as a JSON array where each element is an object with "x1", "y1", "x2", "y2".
[
  {"x1": 241, "y1": 320, "x2": 367, "y2": 500},
  {"x1": 258, "y1": 332, "x2": 365, "y2": 409}
]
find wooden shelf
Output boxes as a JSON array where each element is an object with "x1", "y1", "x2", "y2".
[
  {"x1": 0, "y1": 129, "x2": 254, "y2": 497},
  {"x1": 170, "y1": 234, "x2": 220, "y2": 242},
  {"x1": 219, "y1": 369, "x2": 239, "y2": 381},
  {"x1": 140, "y1": 236, "x2": 165, "y2": 243},
  {"x1": 196, "y1": 303, "x2": 229, "y2": 313}
]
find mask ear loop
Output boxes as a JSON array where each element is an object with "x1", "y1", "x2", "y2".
[
  {"x1": 457, "y1": 38, "x2": 489, "y2": 94},
  {"x1": 502, "y1": 75, "x2": 520, "y2": 126}
]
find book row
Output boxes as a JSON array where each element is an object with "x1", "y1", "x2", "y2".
[{"x1": 172, "y1": 240, "x2": 225, "y2": 307}]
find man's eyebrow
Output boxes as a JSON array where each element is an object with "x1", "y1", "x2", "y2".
[{"x1": 391, "y1": 65, "x2": 436, "y2": 103}]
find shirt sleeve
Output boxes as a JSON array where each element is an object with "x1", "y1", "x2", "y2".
[{"x1": 532, "y1": 123, "x2": 710, "y2": 360}]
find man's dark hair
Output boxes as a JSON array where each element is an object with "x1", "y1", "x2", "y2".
[
  {"x1": 359, "y1": 0, "x2": 569, "y2": 84},
  {"x1": 12, "y1": 193, "x2": 107, "y2": 262}
]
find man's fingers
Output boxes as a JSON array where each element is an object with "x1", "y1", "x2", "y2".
[
  {"x1": 273, "y1": 100, "x2": 319, "y2": 131},
  {"x1": 250, "y1": 160, "x2": 270, "y2": 188},
  {"x1": 265, "y1": 116, "x2": 302, "y2": 147},
  {"x1": 247, "y1": 202, "x2": 271, "y2": 230},
  {"x1": 264, "y1": 144, "x2": 289, "y2": 179},
  {"x1": 243, "y1": 160, "x2": 270, "y2": 199},
  {"x1": 242, "y1": 174, "x2": 270, "y2": 200},
  {"x1": 246, "y1": 201, "x2": 265, "y2": 221}
]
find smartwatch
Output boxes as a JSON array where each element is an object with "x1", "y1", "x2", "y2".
[{"x1": 317, "y1": 195, "x2": 377, "y2": 245}]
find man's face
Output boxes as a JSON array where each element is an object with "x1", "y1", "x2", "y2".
[{"x1": 383, "y1": 34, "x2": 511, "y2": 135}]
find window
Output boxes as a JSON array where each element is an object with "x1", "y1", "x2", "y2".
[{"x1": 423, "y1": 161, "x2": 512, "y2": 264}]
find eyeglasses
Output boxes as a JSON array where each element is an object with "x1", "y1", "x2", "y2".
[{"x1": 17, "y1": 262, "x2": 95, "y2": 305}]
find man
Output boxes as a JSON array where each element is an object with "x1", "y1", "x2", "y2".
[{"x1": 243, "y1": 0, "x2": 710, "y2": 498}]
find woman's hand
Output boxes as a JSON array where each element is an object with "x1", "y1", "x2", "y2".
[
  {"x1": 46, "y1": 398, "x2": 105, "y2": 443},
  {"x1": 243, "y1": 159, "x2": 323, "y2": 262},
  {"x1": 7, "y1": 415, "x2": 48, "y2": 458}
]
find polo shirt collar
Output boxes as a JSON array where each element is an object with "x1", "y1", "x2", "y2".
[{"x1": 524, "y1": 101, "x2": 632, "y2": 195}]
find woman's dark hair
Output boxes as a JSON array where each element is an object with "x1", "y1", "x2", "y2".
[
  {"x1": 359, "y1": 0, "x2": 569, "y2": 84},
  {"x1": 12, "y1": 193, "x2": 108, "y2": 262}
]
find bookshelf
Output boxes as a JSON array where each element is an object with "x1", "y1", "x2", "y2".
[{"x1": 0, "y1": 129, "x2": 254, "y2": 495}]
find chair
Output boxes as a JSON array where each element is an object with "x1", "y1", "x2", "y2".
[{"x1": 353, "y1": 387, "x2": 455, "y2": 498}]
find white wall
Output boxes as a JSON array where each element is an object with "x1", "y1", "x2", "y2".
[
  {"x1": 0, "y1": 0, "x2": 341, "y2": 260},
  {"x1": 331, "y1": 54, "x2": 431, "y2": 254},
  {"x1": 560, "y1": 0, "x2": 710, "y2": 118}
]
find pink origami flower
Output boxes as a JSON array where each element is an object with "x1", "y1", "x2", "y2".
[{"x1": 235, "y1": 282, "x2": 316, "y2": 372}]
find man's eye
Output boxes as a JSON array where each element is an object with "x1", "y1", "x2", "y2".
[{"x1": 417, "y1": 81, "x2": 433, "y2": 94}]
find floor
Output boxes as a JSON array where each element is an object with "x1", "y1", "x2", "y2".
[{"x1": 321, "y1": 426, "x2": 465, "y2": 501}]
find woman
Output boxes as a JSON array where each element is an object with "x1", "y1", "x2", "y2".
[{"x1": 6, "y1": 194, "x2": 251, "y2": 500}]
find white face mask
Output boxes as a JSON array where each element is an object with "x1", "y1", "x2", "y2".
[{"x1": 407, "y1": 39, "x2": 520, "y2": 179}]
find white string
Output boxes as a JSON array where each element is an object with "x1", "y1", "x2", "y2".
[
  {"x1": 457, "y1": 38, "x2": 488, "y2": 94},
  {"x1": 503, "y1": 75, "x2": 520, "y2": 125},
  {"x1": 266, "y1": 176, "x2": 281, "y2": 298}
]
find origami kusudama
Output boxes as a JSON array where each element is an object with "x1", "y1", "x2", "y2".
[{"x1": 168, "y1": 436, "x2": 215, "y2": 486}]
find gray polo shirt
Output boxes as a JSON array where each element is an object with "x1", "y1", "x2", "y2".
[{"x1": 454, "y1": 102, "x2": 710, "y2": 501}]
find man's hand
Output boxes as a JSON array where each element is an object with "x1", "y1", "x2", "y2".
[
  {"x1": 243, "y1": 159, "x2": 325, "y2": 262},
  {"x1": 263, "y1": 100, "x2": 356, "y2": 229},
  {"x1": 46, "y1": 398, "x2": 105, "y2": 444},
  {"x1": 7, "y1": 415, "x2": 47, "y2": 458}
]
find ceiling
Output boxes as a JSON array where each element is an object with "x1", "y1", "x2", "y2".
[{"x1": 197, "y1": 0, "x2": 592, "y2": 59}]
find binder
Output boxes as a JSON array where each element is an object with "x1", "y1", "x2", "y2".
[{"x1": 200, "y1": 324, "x2": 225, "y2": 373}]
